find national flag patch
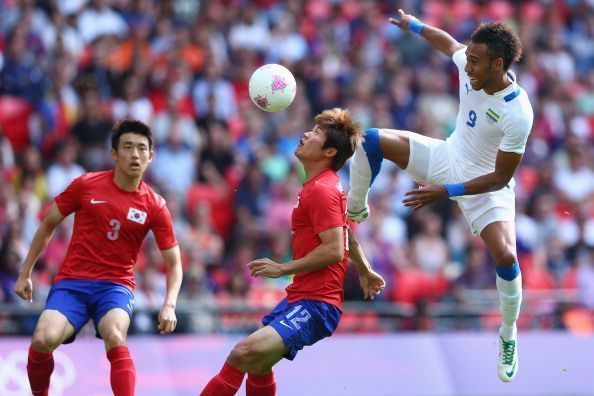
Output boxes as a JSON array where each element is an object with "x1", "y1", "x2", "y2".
[
  {"x1": 486, "y1": 108, "x2": 500, "y2": 125},
  {"x1": 127, "y1": 207, "x2": 147, "y2": 224}
]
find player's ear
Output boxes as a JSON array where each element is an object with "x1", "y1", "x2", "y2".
[
  {"x1": 148, "y1": 149, "x2": 154, "y2": 163},
  {"x1": 324, "y1": 147, "x2": 338, "y2": 159},
  {"x1": 492, "y1": 57, "x2": 504, "y2": 72},
  {"x1": 110, "y1": 147, "x2": 117, "y2": 161}
]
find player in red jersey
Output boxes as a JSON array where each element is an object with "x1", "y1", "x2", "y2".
[
  {"x1": 13, "y1": 120, "x2": 183, "y2": 396},
  {"x1": 200, "y1": 108, "x2": 386, "y2": 396}
]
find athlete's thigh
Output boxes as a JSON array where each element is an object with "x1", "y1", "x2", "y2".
[
  {"x1": 42, "y1": 280, "x2": 92, "y2": 344},
  {"x1": 97, "y1": 308, "x2": 131, "y2": 343},
  {"x1": 90, "y1": 281, "x2": 134, "y2": 340},
  {"x1": 480, "y1": 220, "x2": 518, "y2": 264},
  {"x1": 263, "y1": 299, "x2": 341, "y2": 361},
  {"x1": 243, "y1": 325, "x2": 289, "y2": 358},
  {"x1": 400, "y1": 131, "x2": 450, "y2": 183},
  {"x1": 33, "y1": 309, "x2": 76, "y2": 347},
  {"x1": 378, "y1": 128, "x2": 411, "y2": 170}
]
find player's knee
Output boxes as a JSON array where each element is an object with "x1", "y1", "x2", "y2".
[
  {"x1": 103, "y1": 330, "x2": 127, "y2": 349},
  {"x1": 492, "y1": 249, "x2": 517, "y2": 266},
  {"x1": 229, "y1": 340, "x2": 260, "y2": 368},
  {"x1": 249, "y1": 365, "x2": 273, "y2": 376},
  {"x1": 31, "y1": 328, "x2": 61, "y2": 352}
]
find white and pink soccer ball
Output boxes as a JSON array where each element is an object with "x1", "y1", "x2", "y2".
[{"x1": 249, "y1": 64, "x2": 297, "y2": 112}]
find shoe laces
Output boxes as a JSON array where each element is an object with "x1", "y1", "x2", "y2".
[{"x1": 501, "y1": 337, "x2": 516, "y2": 365}]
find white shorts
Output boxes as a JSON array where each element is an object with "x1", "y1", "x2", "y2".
[{"x1": 404, "y1": 133, "x2": 515, "y2": 235}]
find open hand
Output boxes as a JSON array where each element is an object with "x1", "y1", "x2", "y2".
[
  {"x1": 388, "y1": 9, "x2": 418, "y2": 31},
  {"x1": 402, "y1": 179, "x2": 448, "y2": 210}
]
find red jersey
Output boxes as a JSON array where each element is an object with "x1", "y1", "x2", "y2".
[
  {"x1": 54, "y1": 170, "x2": 177, "y2": 289},
  {"x1": 286, "y1": 168, "x2": 349, "y2": 310}
]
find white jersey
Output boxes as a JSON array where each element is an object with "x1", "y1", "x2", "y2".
[{"x1": 446, "y1": 48, "x2": 533, "y2": 183}]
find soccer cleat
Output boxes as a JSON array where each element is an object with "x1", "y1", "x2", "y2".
[
  {"x1": 347, "y1": 206, "x2": 370, "y2": 222},
  {"x1": 498, "y1": 334, "x2": 518, "y2": 382}
]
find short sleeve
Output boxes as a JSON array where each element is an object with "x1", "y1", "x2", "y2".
[
  {"x1": 452, "y1": 47, "x2": 467, "y2": 71},
  {"x1": 54, "y1": 176, "x2": 84, "y2": 216},
  {"x1": 303, "y1": 183, "x2": 344, "y2": 235},
  {"x1": 150, "y1": 203, "x2": 178, "y2": 251},
  {"x1": 499, "y1": 112, "x2": 533, "y2": 154}
]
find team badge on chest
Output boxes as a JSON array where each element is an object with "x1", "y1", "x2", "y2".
[{"x1": 127, "y1": 207, "x2": 147, "y2": 224}]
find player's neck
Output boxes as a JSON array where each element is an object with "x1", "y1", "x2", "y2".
[
  {"x1": 484, "y1": 73, "x2": 512, "y2": 95},
  {"x1": 113, "y1": 169, "x2": 142, "y2": 191},
  {"x1": 302, "y1": 163, "x2": 330, "y2": 182}
]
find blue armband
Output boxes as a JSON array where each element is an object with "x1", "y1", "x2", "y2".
[
  {"x1": 444, "y1": 183, "x2": 465, "y2": 197},
  {"x1": 409, "y1": 19, "x2": 426, "y2": 35}
]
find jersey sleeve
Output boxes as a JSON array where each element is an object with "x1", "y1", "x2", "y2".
[
  {"x1": 150, "y1": 201, "x2": 178, "y2": 251},
  {"x1": 54, "y1": 175, "x2": 84, "y2": 216},
  {"x1": 499, "y1": 108, "x2": 533, "y2": 154},
  {"x1": 303, "y1": 183, "x2": 344, "y2": 235},
  {"x1": 452, "y1": 47, "x2": 467, "y2": 71}
]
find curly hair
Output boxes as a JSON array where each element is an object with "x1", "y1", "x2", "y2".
[
  {"x1": 315, "y1": 108, "x2": 361, "y2": 171},
  {"x1": 470, "y1": 22, "x2": 522, "y2": 70}
]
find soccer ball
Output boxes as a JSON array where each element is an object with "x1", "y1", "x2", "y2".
[{"x1": 249, "y1": 64, "x2": 297, "y2": 112}]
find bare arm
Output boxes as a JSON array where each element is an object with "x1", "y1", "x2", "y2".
[
  {"x1": 347, "y1": 228, "x2": 386, "y2": 300},
  {"x1": 403, "y1": 150, "x2": 523, "y2": 210},
  {"x1": 14, "y1": 203, "x2": 65, "y2": 302},
  {"x1": 347, "y1": 228, "x2": 373, "y2": 275},
  {"x1": 389, "y1": 9, "x2": 465, "y2": 58},
  {"x1": 248, "y1": 226, "x2": 344, "y2": 278},
  {"x1": 462, "y1": 150, "x2": 523, "y2": 194},
  {"x1": 157, "y1": 245, "x2": 183, "y2": 334}
]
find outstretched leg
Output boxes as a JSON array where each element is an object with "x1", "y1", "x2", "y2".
[
  {"x1": 481, "y1": 221, "x2": 522, "y2": 382},
  {"x1": 347, "y1": 128, "x2": 411, "y2": 221},
  {"x1": 201, "y1": 326, "x2": 287, "y2": 396}
]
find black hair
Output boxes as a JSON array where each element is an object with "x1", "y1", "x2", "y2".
[
  {"x1": 470, "y1": 22, "x2": 522, "y2": 70},
  {"x1": 111, "y1": 119, "x2": 153, "y2": 150}
]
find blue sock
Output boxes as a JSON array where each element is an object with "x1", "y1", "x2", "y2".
[
  {"x1": 361, "y1": 128, "x2": 384, "y2": 186},
  {"x1": 495, "y1": 262, "x2": 520, "y2": 281}
]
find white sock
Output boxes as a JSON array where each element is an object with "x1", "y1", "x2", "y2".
[
  {"x1": 496, "y1": 273, "x2": 522, "y2": 339},
  {"x1": 348, "y1": 141, "x2": 372, "y2": 212}
]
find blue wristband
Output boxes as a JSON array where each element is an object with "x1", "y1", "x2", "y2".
[
  {"x1": 409, "y1": 19, "x2": 426, "y2": 35},
  {"x1": 444, "y1": 183, "x2": 465, "y2": 197}
]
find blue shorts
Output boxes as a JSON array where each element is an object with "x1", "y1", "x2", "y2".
[
  {"x1": 262, "y1": 298, "x2": 341, "y2": 361},
  {"x1": 45, "y1": 279, "x2": 135, "y2": 344}
]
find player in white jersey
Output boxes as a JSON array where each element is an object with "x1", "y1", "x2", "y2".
[{"x1": 347, "y1": 10, "x2": 533, "y2": 382}]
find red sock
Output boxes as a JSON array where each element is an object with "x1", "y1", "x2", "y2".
[
  {"x1": 27, "y1": 346, "x2": 54, "y2": 396},
  {"x1": 246, "y1": 372, "x2": 276, "y2": 396},
  {"x1": 200, "y1": 362, "x2": 245, "y2": 396},
  {"x1": 107, "y1": 346, "x2": 136, "y2": 396}
]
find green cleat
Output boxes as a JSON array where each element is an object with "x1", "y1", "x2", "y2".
[{"x1": 498, "y1": 333, "x2": 518, "y2": 382}]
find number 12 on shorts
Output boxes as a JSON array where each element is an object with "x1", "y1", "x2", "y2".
[{"x1": 283, "y1": 305, "x2": 312, "y2": 330}]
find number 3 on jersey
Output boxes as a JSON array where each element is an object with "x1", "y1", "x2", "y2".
[
  {"x1": 466, "y1": 110, "x2": 477, "y2": 127},
  {"x1": 107, "y1": 219, "x2": 121, "y2": 240}
]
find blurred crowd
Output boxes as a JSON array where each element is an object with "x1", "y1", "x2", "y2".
[{"x1": 1, "y1": 0, "x2": 594, "y2": 334}]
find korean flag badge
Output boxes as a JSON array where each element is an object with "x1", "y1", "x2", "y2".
[{"x1": 127, "y1": 207, "x2": 147, "y2": 224}]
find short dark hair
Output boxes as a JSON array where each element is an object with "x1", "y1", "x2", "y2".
[
  {"x1": 111, "y1": 120, "x2": 153, "y2": 150},
  {"x1": 470, "y1": 22, "x2": 522, "y2": 70},
  {"x1": 317, "y1": 108, "x2": 361, "y2": 171}
]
